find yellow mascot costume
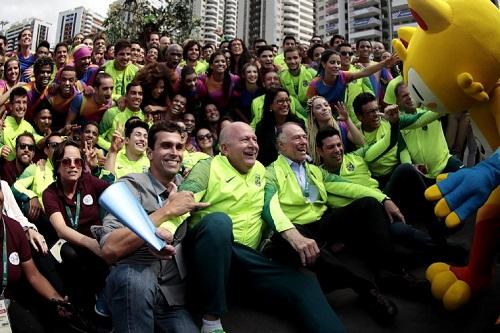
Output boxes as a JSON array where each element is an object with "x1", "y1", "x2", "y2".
[{"x1": 392, "y1": 0, "x2": 500, "y2": 310}]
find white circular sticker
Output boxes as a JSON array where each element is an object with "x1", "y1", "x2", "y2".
[
  {"x1": 83, "y1": 194, "x2": 94, "y2": 206},
  {"x1": 9, "y1": 252, "x2": 19, "y2": 265}
]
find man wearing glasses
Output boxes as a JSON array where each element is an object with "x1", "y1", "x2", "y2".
[
  {"x1": 12, "y1": 133, "x2": 63, "y2": 242},
  {"x1": 0, "y1": 133, "x2": 37, "y2": 186},
  {"x1": 337, "y1": 42, "x2": 374, "y2": 126}
]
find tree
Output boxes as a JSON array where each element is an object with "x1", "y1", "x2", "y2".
[{"x1": 104, "y1": 0, "x2": 201, "y2": 45}]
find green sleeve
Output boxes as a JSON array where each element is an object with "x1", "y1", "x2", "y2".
[
  {"x1": 179, "y1": 157, "x2": 212, "y2": 202},
  {"x1": 356, "y1": 121, "x2": 399, "y2": 163},
  {"x1": 291, "y1": 96, "x2": 307, "y2": 119},
  {"x1": 262, "y1": 165, "x2": 295, "y2": 233},
  {"x1": 12, "y1": 164, "x2": 37, "y2": 202},
  {"x1": 323, "y1": 170, "x2": 385, "y2": 207},
  {"x1": 399, "y1": 110, "x2": 441, "y2": 129}
]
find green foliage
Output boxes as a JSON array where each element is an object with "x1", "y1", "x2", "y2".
[{"x1": 104, "y1": 0, "x2": 201, "y2": 45}]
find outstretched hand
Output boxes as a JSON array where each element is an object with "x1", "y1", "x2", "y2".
[{"x1": 425, "y1": 156, "x2": 499, "y2": 228}]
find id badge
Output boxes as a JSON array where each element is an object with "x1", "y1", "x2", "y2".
[
  {"x1": 0, "y1": 297, "x2": 12, "y2": 333},
  {"x1": 50, "y1": 239, "x2": 67, "y2": 263}
]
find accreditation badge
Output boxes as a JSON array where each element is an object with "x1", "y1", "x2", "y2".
[{"x1": 0, "y1": 297, "x2": 12, "y2": 333}]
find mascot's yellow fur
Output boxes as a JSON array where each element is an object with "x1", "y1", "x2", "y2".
[{"x1": 392, "y1": 0, "x2": 500, "y2": 310}]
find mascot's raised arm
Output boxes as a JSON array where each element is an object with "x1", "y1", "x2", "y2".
[{"x1": 392, "y1": 0, "x2": 500, "y2": 310}]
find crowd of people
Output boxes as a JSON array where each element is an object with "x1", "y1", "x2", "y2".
[{"x1": 0, "y1": 26, "x2": 481, "y2": 333}]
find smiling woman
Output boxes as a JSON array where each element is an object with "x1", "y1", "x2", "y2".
[{"x1": 42, "y1": 140, "x2": 111, "y2": 309}]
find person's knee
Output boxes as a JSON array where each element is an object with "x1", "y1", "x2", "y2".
[
  {"x1": 195, "y1": 212, "x2": 233, "y2": 242},
  {"x1": 107, "y1": 265, "x2": 156, "y2": 302}
]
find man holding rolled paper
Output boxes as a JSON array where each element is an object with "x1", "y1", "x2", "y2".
[{"x1": 97, "y1": 122, "x2": 207, "y2": 333}]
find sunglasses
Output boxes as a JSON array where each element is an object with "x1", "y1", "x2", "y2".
[
  {"x1": 197, "y1": 133, "x2": 213, "y2": 141},
  {"x1": 340, "y1": 51, "x2": 354, "y2": 57},
  {"x1": 47, "y1": 142, "x2": 61, "y2": 149},
  {"x1": 18, "y1": 143, "x2": 35, "y2": 151},
  {"x1": 59, "y1": 157, "x2": 84, "y2": 169}
]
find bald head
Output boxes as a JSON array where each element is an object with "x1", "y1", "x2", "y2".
[
  {"x1": 219, "y1": 122, "x2": 259, "y2": 174},
  {"x1": 219, "y1": 122, "x2": 251, "y2": 145},
  {"x1": 165, "y1": 44, "x2": 183, "y2": 68}
]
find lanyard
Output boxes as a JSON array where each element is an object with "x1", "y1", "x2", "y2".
[
  {"x1": 65, "y1": 192, "x2": 81, "y2": 230},
  {"x1": 1, "y1": 219, "x2": 7, "y2": 296}
]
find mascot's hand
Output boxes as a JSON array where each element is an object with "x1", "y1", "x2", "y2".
[
  {"x1": 457, "y1": 73, "x2": 489, "y2": 102},
  {"x1": 425, "y1": 150, "x2": 500, "y2": 228}
]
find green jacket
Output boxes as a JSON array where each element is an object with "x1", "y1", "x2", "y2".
[
  {"x1": 399, "y1": 109, "x2": 451, "y2": 178},
  {"x1": 177, "y1": 155, "x2": 267, "y2": 249},
  {"x1": 103, "y1": 61, "x2": 138, "y2": 102},
  {"x1": 279, "y1": 65, "x2": 317, "y2": 106},
  {"x1": 263, "y1": 155, "x2": 328, "y2": 232},
  {"x1": 362, "y1": 111, "x2": 442, "y2": 177}
]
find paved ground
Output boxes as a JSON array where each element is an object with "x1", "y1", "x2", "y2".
[
  {"x1": 79, "y1": 216, "x2": 500, "y2": 333},
  {"x1": 222, "y1": 218, "x2": 500, "y2": 333}
]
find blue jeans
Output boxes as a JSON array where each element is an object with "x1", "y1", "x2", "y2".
[{"x1": 106, "y1": 263, "x2": 198, "y2": 333}]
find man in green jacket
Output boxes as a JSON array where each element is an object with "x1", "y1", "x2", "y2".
[
  {"x1": 178, "y1": 122, "x2": 345, "y2": 333},
  {"x1": 263, "y1": 123, "x2": 429, "y2": 312}
]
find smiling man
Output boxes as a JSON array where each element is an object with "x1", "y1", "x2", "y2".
[
  {"x1": 99, "y1": 122, "x2": 205, "y2": 332},
  {"x1": 0, "y1": 133, "x2": 36, "y2": 186},
  {"x1": 279, "y1": 46, "x2": 316, "y2": 106},
  {"x1": 1, "y1": 88, "x2": 42, "y2": 161},
  {"x1": 114, "y1": 118, "x2": 150, "y2": 178},
  {"x1": 178, "y1": 122, "x2": 344, "y2": 333},
  {"x1": 68, "y1": 72, "x2": 114, "y2": 128},
  {"x1": 103, "y1": 39, "x2": 138, "y2": 105},
  {"x1": 23, "y1": 57, "x2": 54, "y2": 121}
]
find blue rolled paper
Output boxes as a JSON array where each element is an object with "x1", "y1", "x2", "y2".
[{"x1": 99, "y1": 181, "x2": 166, "y2": 251}]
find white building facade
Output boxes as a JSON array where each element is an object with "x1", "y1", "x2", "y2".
[
  {"x1": 5, "y1": 18, "x2": 51, "y2": 52},
  {"x1": 56, "y1": 7, "x2": 105, "y2": 43}
]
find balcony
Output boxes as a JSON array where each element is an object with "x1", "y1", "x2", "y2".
[
  {"x1": 349, "y1": 28, "x2": 382, "y2": 40},
  {"x1": 352, "y1": 17, "x2": 382, "y2": 29},
  {"x1": 352, "y1": 0, "x2": 379, "y2": 9},
  {"x1": 326, "y1": 22, "x2": 338, "y2": 33},
  {"x1": 352, "y1": 6, "x2": 381, "y2": 18},
  {"x1": 325, "y1": 2, "x2": 338, "y2": 15},
  {"x1": 392, "y1": 21, "x2": 417, "y2": 33},
  {"x1": 283, "y1": 27, "x2": 298, "y2": 35},
  {"x1": 392, "y1": 9, "x2": 413, "y2": 21},
  {"x1": 325, "y1": 13, "x2": 339, "y2": 22},
  {"x1": 283, "y1": 5, "x2": 299, "y2": 14},
  {"x1": 391, "y1": 0, "x2": 408, "y2": 11}
]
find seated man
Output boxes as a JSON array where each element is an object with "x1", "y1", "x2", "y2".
[
  {"x1": 1, "y1": 132, "x2": 36, "y2": 185},
  {"x1": 395, "y1": 83, "x2": 463, "y2": 182},
  {"x1": 114, "y1": 118, "x2": 150, "y2": 178},
  {"x1": 263, "y1": 122, "x2": 428, "y2": 302},
  {"x1": 12, "y1": 133, "x2": 64, "y2": 243},
  {"x1": 315, "y1": 126, "x2": 448, "y2": 257},
  {"x1": 178, "y1": 122, "x2": 345, "y2": 333},
  {"x1": 99, "y1": 122, "x2": 205, "y2": 332},
  {"x1": 354, "y1": 93, "x2": 457, "y2": 247}
]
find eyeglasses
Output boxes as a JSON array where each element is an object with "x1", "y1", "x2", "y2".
[
  {"x1": 197, "y1": 133, "x2": 213, "y2": 141},
  {"x1": 59, "y1": 157, "x2": 84, "y2": 169},
  {"x1": 47, "y1": 142, "x2": 61, "y2": 149},
  {"x1": 18, "y1": 143, "x2": 35, "y2": 151},
  {"x1": 275, "y1": 98, "x2": 291, "y2": 105},
  {"x1": 340, "y1": 51, "x2": 353, "y2": 57}
]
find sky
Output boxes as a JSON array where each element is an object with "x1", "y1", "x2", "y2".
[{"x1": 1, "y1": 0, "x2": 114, "y2": 44}]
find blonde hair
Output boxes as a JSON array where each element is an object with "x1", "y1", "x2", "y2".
[{"x1": 306, "y1": 95, "x2": 340, "y2": 164}]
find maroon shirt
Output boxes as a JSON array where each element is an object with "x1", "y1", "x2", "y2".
[
  {"x1": 0, "y1": 215, "x2": 32, "y2": 298},
  {"x1": 43, "y1": 172, "x2": 109, "y2": 238},
  {"x1": 0, "y1": 160, "x2": 25, "y2": 186}
]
